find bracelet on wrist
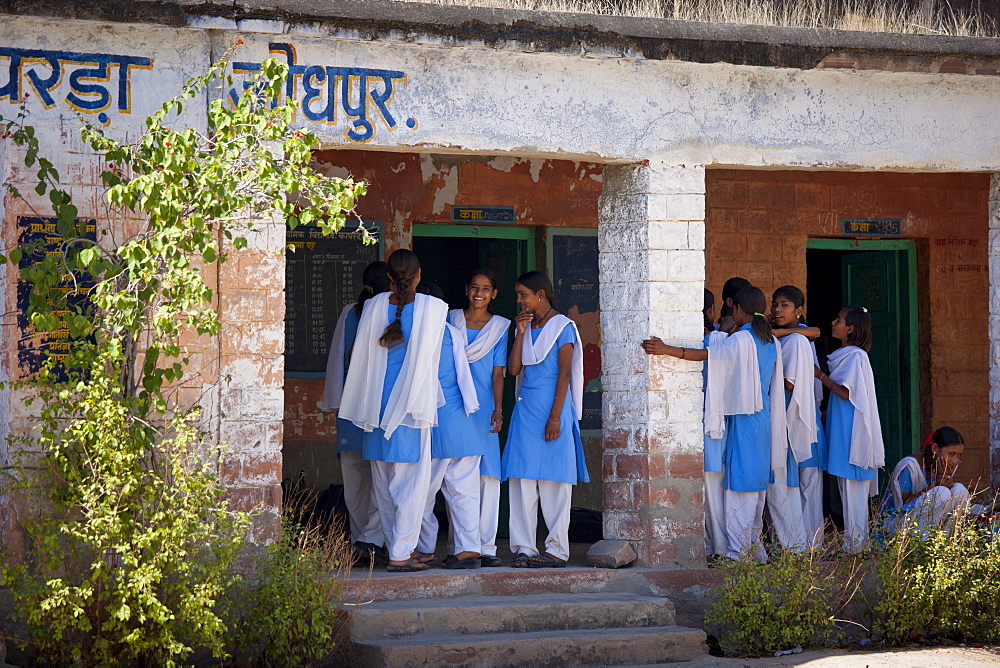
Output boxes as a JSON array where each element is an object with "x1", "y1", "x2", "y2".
[
  {"x1": 547, "y1": 417, "x2": 560, "y2": 423},
  {"x1": 680, "y1": 347, "x2": 687, "y2": 360}
]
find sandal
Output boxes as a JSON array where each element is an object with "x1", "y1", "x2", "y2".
[
  {"x1": 527, "y1": 552, "x2": 567, "y2": 568},
  {"x1": 412, "y1": 551, "x2": 437, "y2": 565},
  {"x1": 442, "y1": 554, "x2": 481, "y2": 570},
  {"x1": 387, "y1": 558, "x2": 430, "y2": 573},
  {"x1": 511, "y1": 553, "x2": 531, "y2": 568}
]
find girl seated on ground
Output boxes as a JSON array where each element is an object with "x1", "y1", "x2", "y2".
[{"x1": 882, "y1": 426, "x2": 969, "y2": 538}]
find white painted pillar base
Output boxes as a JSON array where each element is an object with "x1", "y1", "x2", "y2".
[{"x1": 599, "y1": 162, "x2": 706, "y2": 568}]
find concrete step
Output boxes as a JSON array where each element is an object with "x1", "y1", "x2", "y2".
[
  {"x1": 349, "y1": 593, "x2": 676, "y2": 641},
  {"x1": 349, "y1": 625, "x2": 708, "y2": 666}
]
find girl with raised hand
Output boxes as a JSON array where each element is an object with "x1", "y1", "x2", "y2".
[
  {"x1": 882, "y1": 427, "x2": 968, "y2": 538},
  {"x1": 340, "y1": 249, "x2": 448, "y2": 573},
  {"x1": 321, "y1": 261, "x2": 392, "y2": 564},
  {"x1": 448, "y1": 269, "x2": 510, "y2": 568},
  {"x1": 815, "y1": 305, "x2": 885, "y2": 555},
  {"x1": 643, "y1": 285, "x2": 786, "y2": 561},
  {"x1": 504, "y1": 271, "x2": 589, "y2": 568},
  {"x1": 414, "y1": 282, "x2": 484, "y2": 570},
  {"x1": 768, "y1": 285, "x2": 821, "y2": 552}
]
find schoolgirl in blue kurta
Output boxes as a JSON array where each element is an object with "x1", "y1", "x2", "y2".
[
  {"x1": 340, "y1": 250, "x2": 447, "y2": 572},
  {"x1": 816, "y1": 305, "x2": 884, "y2": 554},
  {"x1": 702, "y1": 288, "x2": 729, "y2": 558},
  {"x1": 643, "y1": 285, "x2": 786, "y2": 561},
  {"x1": 504, "y1": 271, "x2": 588, "y2": 568},
  {"x1": 447, "y1": 268, "x2": 510, "y2": 567},
  {"x1": 416, "y1": 322, "x2": 485, "y2": 568},
  {"x1": 321, "y1": 261, "x2": 391, "y2": 556}
]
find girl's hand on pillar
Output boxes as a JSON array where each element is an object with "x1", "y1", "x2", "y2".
[{"x1": 641, "y1": 336, "x2": 669, "y2": 355}]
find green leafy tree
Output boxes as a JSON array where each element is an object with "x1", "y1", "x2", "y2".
[{"x1": 0, "y1": 49, "x2": 367, "y2": 665}]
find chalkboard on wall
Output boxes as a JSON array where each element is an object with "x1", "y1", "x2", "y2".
[
  {"x1": 284, "y1": 223, "x2": 381, "y2": 377},
  {"x1": 549, "y1": 229, "x2": 601, "y2": 431},
  {"x1": 17, "y1": 216, "x2": 96, "y2": 377}
]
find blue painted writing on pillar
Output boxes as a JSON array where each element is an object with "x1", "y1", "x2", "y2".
[
  {"x1": 230, "y1": 43, "x2": 415, "y2": 144},
  {"x1": 0, "y1": 47, "x2": 153, "y2": 125}
]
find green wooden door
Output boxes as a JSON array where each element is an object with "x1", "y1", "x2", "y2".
[{"x1": 841, "y1": 251, "x2": 911, "y2": 473}]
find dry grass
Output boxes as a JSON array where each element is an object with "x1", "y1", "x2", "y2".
[{"x1": 415, "y1": 0, "x2": 1000, "y2": 37}]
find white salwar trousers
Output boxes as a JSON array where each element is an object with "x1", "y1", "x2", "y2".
[
  {"x1": 479, "y1": 475, "x2": 501, "y2": 557},
  {"x1": 767, "y1": 477, "x2": 807, "y2": 553},
  {"x1": 897, "y1": 483, "x2": 970, "y2": 538},
  {"x1": 370, "y1": 434, "x2": 433, "y2": 562},
  {"x1": 417, "y1": 455, "x2": 482, "y2": 555},
  {"x1": 508, "y1": 477, "x2": 572, "y2": 561},
  {"x1": 798, "y1": 466, "x2": 824, "y2": 550},
  {"x1": 838, "y1": 477, "x2": 871, "y2": 554},
  {"x1": 340, "y1": 450, "x2": 383, "y2": 546},
  {"x1": 704, "y1": 471, "x2": 728, "y2": 557},
  {"x1": 724, "y1": 489, "x2": 767, "y2": 562}
]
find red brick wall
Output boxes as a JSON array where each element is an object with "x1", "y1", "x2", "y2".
[{"x1": 706, "y1": 169, "x2": 990, "y2": 488}]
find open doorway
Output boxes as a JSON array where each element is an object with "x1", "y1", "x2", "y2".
[{"x1": 806, "y1": 239, "x2": 919, "y2": 480}]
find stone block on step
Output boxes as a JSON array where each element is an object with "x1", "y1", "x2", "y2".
[{"x1": 586, "y1": 539, "x2": 637, "y2": 568}]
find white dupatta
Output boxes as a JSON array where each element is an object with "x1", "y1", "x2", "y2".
[
  {"x1": 519, "y1": 314, "x2": 584, "y2": 420},
  {"x1": 339, "y1": 292, "x2": 448, "y2": 438},
  {"x1": 448, "y1": 309, "x2": 511, "y2": 364},
  {"x1": 705, "y1": 328, "x2": 788, "y2": 473},
  {"x1": 444, "y1": 322, "x2": 480, "y2": 415},
  {"x1": 827, "y1": 345, "x2": 885, "y2": 488},
  {"x1": 321, "y1": 303, "x2": 355, "y2": 411},
  {"x1": 779, "y1": 333, "x2": 819, "y2": 464},
  {"x1": 887, "y1": 456, "x2": 925, "y2": 514}
]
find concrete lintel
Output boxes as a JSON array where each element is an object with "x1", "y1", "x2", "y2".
[{"x1": 1, "y1": 0, "x2": 999, "y2": 69}]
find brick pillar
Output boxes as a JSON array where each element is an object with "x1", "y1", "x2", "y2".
[
  {"x1": 599, "y1": 162, "x2": 706, "y2": 568},
  {"x1": 990, "y1": 174, "x2": 1000, "y2": 489},
  {"x1": 216, "y1": 215, "x2": 286, "y2": 541}
]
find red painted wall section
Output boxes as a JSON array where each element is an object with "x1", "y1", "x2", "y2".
[
  {"x1": 284, "y1": 151, "x2": 602, "y2": 490},
  {"x1": 706, "y1": 169, "x2": 990, "y2": 489}
]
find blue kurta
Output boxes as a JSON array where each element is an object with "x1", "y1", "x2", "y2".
[
  {"x1": 502, "y1": 325, "x2": 590, "y2": 485},
  {"x1": 799, "y1": 408, "x2": 828, "y2": 471},
  {"x1": 337, "y1": 307, "x2": 365, "y2": 453},
  {"x1": 723, "y1": 324, "x2": 776, "y2": 493},
  {"x1": 467, "y1": 324, "x2": 508, "y2": 479},
  {"x1": 773, "y1": 398, "x2": 801, "y2": 488},
  {"x1": 361, "y1": 302, "x2": 423, "y2": 464},
  {"x1": 825, "y1": 394, "x2": 878, "y2": 481},
  {"x1": 703, "y1": 332, "x2": 727, "y2": 473},
  {"x1": 881, "y1": 459, "x2": 928, "y2": 517},
  {"x1": 431, "y1": 326, "x2": 485, "y2": 459}
]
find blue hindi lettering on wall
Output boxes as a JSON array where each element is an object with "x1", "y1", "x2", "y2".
[
  {"x1": 16, "y1": 216, "x2": 97, "y2": 377},
  {"x1": 0, "y1": 46, "x2": 153, "y2": 125},
  {"x1": 229, "y1": 42, "x2": 417, "y2": 144}
]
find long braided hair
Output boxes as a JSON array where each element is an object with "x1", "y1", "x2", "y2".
[{"x1": 379, "y1": 249, "x2": 420, "y2": 348}]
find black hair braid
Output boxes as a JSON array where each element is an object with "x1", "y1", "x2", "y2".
[{"x1": 379, "y1": 249, "x2": 420, "y2": 347}]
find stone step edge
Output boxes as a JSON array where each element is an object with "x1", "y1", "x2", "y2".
[
  {"x1": 351, "y1": 591, "x2": 675, "y2": 610},
  {"x1": 349, "y1": 625, "x2": 709, "y2": 665},
  {"x1": 348, "y1": 594, "x2": 676, "y2": 641}
]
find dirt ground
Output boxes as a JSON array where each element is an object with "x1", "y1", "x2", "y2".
[{"x1": 681, "y1": 646, "x2": 1000, "y2": 666}]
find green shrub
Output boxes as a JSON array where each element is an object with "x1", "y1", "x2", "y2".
[
  {"x1": 705, "y1": 548, "x2": 833, "y2": 656},
  {"x1": 868, "y1": 515, "x2": 1000, "y2": 644},
  {"x1": 224, "y1": 516, "x2": 354, "y2": 666},
  {"x1": 2, "y1": 346, "x2": 248, "y2": 666}
]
